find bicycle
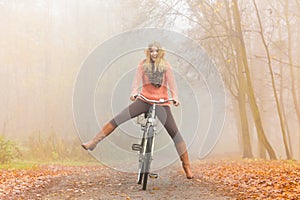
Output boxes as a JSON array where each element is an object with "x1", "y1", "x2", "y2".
[{"x1": 131, "y1": 94, "x2": 176, "y2": 190}]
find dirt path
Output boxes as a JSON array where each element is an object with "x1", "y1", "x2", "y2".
[
  {"x1": 13, "y1": 164, "x2": 232, "y2": 200},
  {"x1": 3, "y1": 160, "x2": 300, "y2": 199}
]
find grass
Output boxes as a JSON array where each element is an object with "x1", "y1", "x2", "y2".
[
  {"x1": 0, "y1": 160, "x2": 39, "y2": 170},
  {"x1": 0, "y1": 159, "x2": 101, "y2": 170}
]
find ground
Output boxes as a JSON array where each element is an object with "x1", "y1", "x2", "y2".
[
  {"x1": 2, "y1": 159, "x2": 300, "y2": 199},
  {"x1": 1, "y1": 163, "x2": 231, "y2": 200}
]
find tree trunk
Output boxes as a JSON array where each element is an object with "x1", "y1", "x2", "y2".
[
  {"x1": 283, "y1": 0, "x2": 299, "y2": 159},
  {"x1": 278, "y1": 10, "x2": 293, "y2": 159},
  {"x1": 232, "y1": 0, "x2": 277, "y2": 159},
  {"x1": 258, "y1": 138, "x2": 267, "y2": 159},
  {"x1": 237, "y1": 89, "x2": 253, "y2": 158},
  {"x1": 223, "y1": 0, "x2": 253, "y2": 158},
  {"x1": 252, "y1": 0, "x2": 291, "y2": 159}
]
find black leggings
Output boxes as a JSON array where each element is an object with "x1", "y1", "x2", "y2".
[{"x1": 110, "y1": 98, "x2": 184, "y2": 144}]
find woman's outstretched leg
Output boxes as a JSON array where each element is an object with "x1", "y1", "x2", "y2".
[
  {"x1": 174, "y1": 140, "x2": 194, "y2": 179},
  {"x1": 81, "y1": 122, "x2": 116, "y2": 151},
  {"x1": 82, "y1": 99, "x2": 150, "y2": 151},
  {"x1": 156, "y1": 106, "x2": 194, "y2": 179}
]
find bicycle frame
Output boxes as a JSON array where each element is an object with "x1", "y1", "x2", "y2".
[{"x1": 132, "y1": 94, "x2": 175, "y2": 190}]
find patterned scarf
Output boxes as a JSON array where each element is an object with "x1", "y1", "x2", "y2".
[{"x1": 145, "y1": 63, "x2": 164, "y2": 88}]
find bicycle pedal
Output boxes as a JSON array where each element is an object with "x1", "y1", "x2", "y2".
[
  {"x1": 149, "y1": 173, "x2": 158, "y2": 179},
  {"x1": 132, "y1": 144, "x2": 142, "y2": 151}
]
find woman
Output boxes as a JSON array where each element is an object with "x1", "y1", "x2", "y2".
[{"x1": 82, "y1": 42, "x2": 194, "y2": 179}]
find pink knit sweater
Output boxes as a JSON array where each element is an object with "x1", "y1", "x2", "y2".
[{"x1": 131, "y1": 60, "x2": 179, "y2": 106}]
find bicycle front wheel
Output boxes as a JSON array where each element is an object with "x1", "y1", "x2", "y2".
[
  {"x1": 137, "y1": 137, "x2": 146, "y2": 185},
  {"x1": 142, "y1": 126, "x2": 154, "y2": 190}
]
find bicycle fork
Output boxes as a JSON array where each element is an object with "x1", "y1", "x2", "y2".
[{"x1": 144, "y1": 104, "x2": 158, "y2": 179}]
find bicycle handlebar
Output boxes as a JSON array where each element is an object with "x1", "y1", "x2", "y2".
[{"x1": 134, "y1": 94, "x2": 176, "y2": 104}]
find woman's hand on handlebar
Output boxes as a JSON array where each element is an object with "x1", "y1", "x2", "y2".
[
  {"x1": 173, "y1": 100, "x2": 180, "y2": 107},
  {"x1": 130, "y1": 95, "x2": 137, "y2": 101}
]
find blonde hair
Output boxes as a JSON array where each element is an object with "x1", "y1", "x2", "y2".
[{"x1": 143, "y1": 42, "x2": 167, "y2": 72}]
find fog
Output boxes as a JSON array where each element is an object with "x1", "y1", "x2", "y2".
[
  {"x1": 1, "y1": 0, "x2": 300, "y2": 165},
  {"x1": 0, "y1": 1, "x2": 123, "y2": 140}
]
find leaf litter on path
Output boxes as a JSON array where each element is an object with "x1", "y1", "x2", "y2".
[
  {"x1": 1, "y1": 159, "x2": 300, "y2": 199},
  {"x1": 193, "y1": 159, "x2": 300, "y2": 199},
  {"x1": 0, "y1": 164, "x2": 103, "y2": 199}
]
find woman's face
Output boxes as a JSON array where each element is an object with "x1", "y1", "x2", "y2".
[{"x1": 149, "y1": 46, "x2": 159, "y2": 62}]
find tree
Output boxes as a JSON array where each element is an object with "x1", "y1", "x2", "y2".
[
  {"x1": 250, "y1": 0, "x2": 291, "y2": 159},
  {"x1": 231, "y1": 0, "x2": 276, "y2": 159}
]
